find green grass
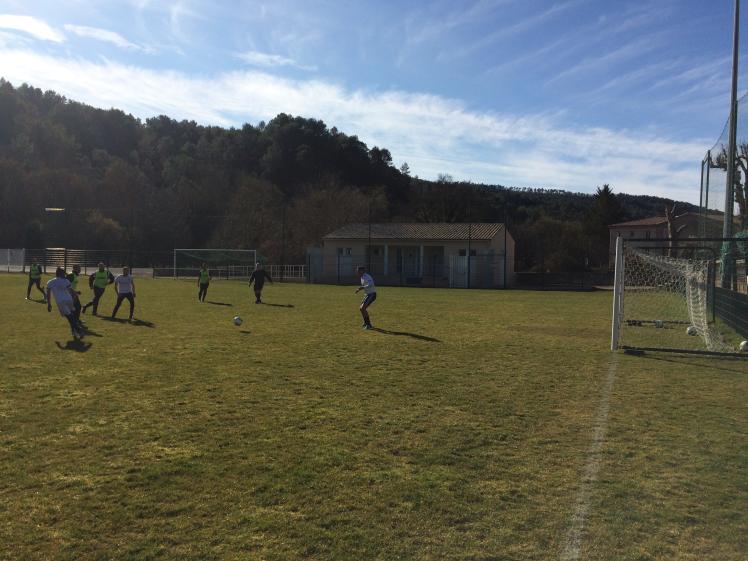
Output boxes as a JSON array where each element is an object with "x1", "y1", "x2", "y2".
[{"x1": 0, "y1": 275, "x2": 745, "y2": 560}]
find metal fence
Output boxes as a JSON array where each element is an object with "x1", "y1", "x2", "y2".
[
  {"x1": 514, "y1": 271, "x2": 613, "y2": 290},
  {"x1": 1, "y1": 248, "x2": 176, "y2": 276},
  {"x1": 1, "y1": 249, "x2": 25, "y2": 272}
]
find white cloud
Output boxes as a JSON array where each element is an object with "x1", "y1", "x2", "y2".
[
  {"x1": 236, "y1": 50, "x2": 315, "y2": 71},
  {"x1": 0, "y1": 48, "x2": 707, "y2": 202},
  {"x1": 64, "y1": 24, "x2": 144, "y2": 51},
  {"x1": 0, "y1": 14, "x2": 65, "y2": 42}
]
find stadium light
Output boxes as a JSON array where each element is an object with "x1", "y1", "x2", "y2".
[{"x1": 44, "y1": 207, "x2": 66, "y2": 212}]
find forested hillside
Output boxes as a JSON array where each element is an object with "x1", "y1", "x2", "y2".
[{"x1": 0, "y1": 79, "x2": 692, "y2": 270}]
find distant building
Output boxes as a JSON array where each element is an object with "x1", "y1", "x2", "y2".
[
  {"x1": 310, "y1": 222, "x2": 515, "y2": 288},
  {"x1": 607, "y1": 212, "x2": 724, "y2": 265}
]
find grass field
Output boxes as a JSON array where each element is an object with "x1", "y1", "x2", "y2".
[{"x1": 1, "y1": 274, "x2": 746, "y2": 561}]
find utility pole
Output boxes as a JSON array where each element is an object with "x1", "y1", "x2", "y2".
[
  {"x1": 725, "y1": 0, "x2": 740, "y2": 240},
  {"x1": 723, "y1": 0, "x2": 740, "y2": 289},
  {"x1": 367, "y1": 201, "x2": 372, "y2": 272}
]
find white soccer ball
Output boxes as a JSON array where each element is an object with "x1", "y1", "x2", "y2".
[
  {"x1": 233, "y1": 316, "x2": 243, "y2": 326},
  {"x1": 654, "y1": 320, "x2": 664, "y2": 328},
  {"x1": 686, "y1": 325, "x2": 698, "y2": 336},
  {"x1": 740, "y1": 340, "x2": 748, "y2": 353}
]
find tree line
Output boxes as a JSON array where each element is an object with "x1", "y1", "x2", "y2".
[{"x1": 0, "y1": 79, "x2": 693, "y2": 271}]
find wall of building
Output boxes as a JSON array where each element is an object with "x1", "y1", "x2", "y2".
[{"x1": 316, "y1": 236, "x2": 514, "y2": 287}]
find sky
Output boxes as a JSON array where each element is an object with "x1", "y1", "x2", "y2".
[{"x1": 0, "y1": 0, "x2": 745, "y2": 203}]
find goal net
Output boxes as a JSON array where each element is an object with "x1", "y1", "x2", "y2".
[
  {"x1": 157, "y1": 248, "x2": 258, "y2": 280},
  {"x1": 611, "y1": 237, "x2": 747, "y2": 356}
]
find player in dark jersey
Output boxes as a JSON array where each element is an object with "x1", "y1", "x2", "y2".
[
  {"x1": 198, "y1": 263, "x2": 210, "y2": 302},
  {"x1": 248, "y1": 262, "x2": 273, "y2": 304},
  {"x1": 65, "y1": 264, "x2": 83, "y2": 323}
]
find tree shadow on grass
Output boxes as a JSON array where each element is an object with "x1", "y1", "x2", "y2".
[
  {"x1": 101, "y1": 317, "x2": 155, "y2": 328},
  {"x1": 206, "y1": 301, "x2": 232, "y2": 307},
  {"x1": 55, "y1": 340, "x2": 92, "y2": 352},
  {"x1": 371, "y1": 327, "x2": 440, "y2": 343},
  {"x1": 262, "y1": 302, "x2": 295, "y2": 308}
]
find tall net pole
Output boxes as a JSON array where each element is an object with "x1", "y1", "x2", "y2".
[{"x1": 725, "y1": 0, "x2": 740, "y2": 240}]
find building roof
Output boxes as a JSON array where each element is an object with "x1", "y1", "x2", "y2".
[
  {"x1": 608, "y1": 216, "x2": 668, "y2": 228},
  {"x1": 324, "y1": 223, "x2": 506, "y2": 241},
  {"x1": 608, "y1": 212, "x2": 717, "y2": 229}
]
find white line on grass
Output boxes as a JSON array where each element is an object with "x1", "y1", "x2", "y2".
[{"x1": 561, "y1": 356, "x2": 619, "y2": 561}]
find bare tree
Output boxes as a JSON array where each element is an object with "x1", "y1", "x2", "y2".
[{"x1": 665, "y1": 202, "x2": 686, "y2": 257}]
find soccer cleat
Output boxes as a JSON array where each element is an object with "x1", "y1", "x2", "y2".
[{"x1": 364, "y1": 324, "x2": 373, "y2": 330}]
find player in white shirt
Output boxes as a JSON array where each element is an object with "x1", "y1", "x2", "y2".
[
  {"x1": 111, "y1": 267, "x2": 136, "y2": 320},
  {"x1": 46, "y1": 267, "x2": 85, "y2": 339},
  {"x1": 354, "y1": 266, "x2": 377, "y2": 330}
]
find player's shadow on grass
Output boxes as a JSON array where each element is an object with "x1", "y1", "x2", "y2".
[
  {"x1": 238, "y1": 330, "x2": 251, "y2": 335},
  {"x1": 206, "y1": 301, "x2": 232, "y2": 306},
  {"x1": 55, "y1": 340, "x2": 92, "y2": 352},
  {"x1": 101, "y1": 317, "x2": 155, "y2": 328},
  {"x1": 371, "y1": 327, "x2": 440, "y2": 342},
  {"x1": 262, "y1": 302, "x2": 294, "y2": 308},
  {"x1": 80, "y1": 326, "x2": 103, "y2": 338}
]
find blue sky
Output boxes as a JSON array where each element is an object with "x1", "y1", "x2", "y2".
[{"x1": 0, "y1": 1, "x2": 745, "y2": 202}]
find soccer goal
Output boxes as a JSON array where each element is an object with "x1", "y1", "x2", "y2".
[
  {"x1": 611, "y1": 236, "x2": 748, "y2": 357},
  {"x1": 156, "y1": 248, "x2": 258, "y2": 280}
]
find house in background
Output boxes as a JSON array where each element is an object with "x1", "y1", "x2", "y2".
[
  {"x1": 310, "y1": 223, "x2": 515, "y2": 288},
  {"x1": 608, "y1": 212, "x2": 723, "y2": 267},
  {"x1": 607, "y1": 212, "x2": 726, "y2": 266}
]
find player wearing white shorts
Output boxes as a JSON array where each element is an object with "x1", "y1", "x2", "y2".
[{"x1": 47, "y1": 267, "x2": 84, "y2": 340}]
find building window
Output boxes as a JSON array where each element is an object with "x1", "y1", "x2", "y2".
[
  {"x1": 470, "y1": 249, "x2": 477, "y2": 257},
  {"x1": 459, "y1": 249, "x2": 466, "y2": 257},
  {"x1": 645, "y1": 231, "x2": 651, "y2": 240},
  {"x1": 337, "y1": 247, "x2": 352, "y2": 256},
  {"x1": 630, "y1": 231, "x2": 635, "y2": 237}
]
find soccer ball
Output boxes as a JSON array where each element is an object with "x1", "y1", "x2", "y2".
[
  {"x1": 233, "y1": 316, "x2": 243, "y2": 326},
  {"x1": 654, "y1": 320, "x2": 664, "y2": 328},
  {"x1": 740, "y1": 340, "x2": 748, "y2": 353},
  {"x1": 686, "y1": 325, "x2": 698, "y2": 336}
]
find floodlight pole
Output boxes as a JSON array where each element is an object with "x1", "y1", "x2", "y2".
[
  {"x1": 367, "y1": 201, "x2": 372, "y2": 272},
  {"x1": 724, "y1": 0, "x2": 740, "y2": 240}
]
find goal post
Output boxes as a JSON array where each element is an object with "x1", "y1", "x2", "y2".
[
  {"x1": 610, "y1": 236, "x2": 624, "y2": 351},
  {"x1": 611, "y1": 237, "x2": 748, "y2": 357},
  {"x1": 159, "y1": 248, "x2": 258, "y2": 280}
]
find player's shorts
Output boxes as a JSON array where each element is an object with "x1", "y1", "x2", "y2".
[
  {"x1": 361, "y1": 292, "x2": 377, "y2": 307},
  {"x1": 56, "y1": 299, "x2": 75, "y2": 317}
]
